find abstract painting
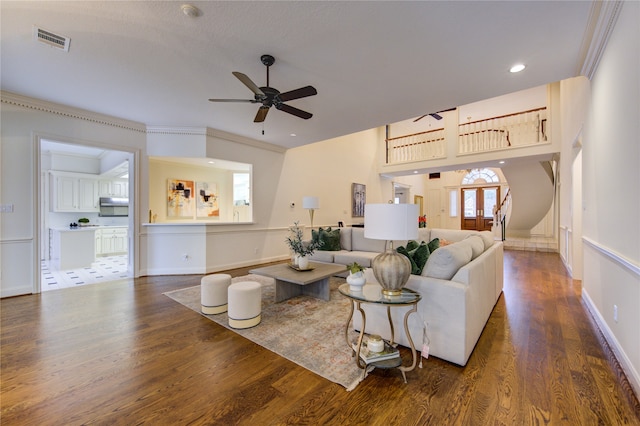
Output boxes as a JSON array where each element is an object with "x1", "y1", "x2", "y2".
[
  {"x1": 167, "y1": 179, "x2": 194, "y2": 217},
  {"x1": 196, "y1": 181, "x2": 219, "y2": 218}
]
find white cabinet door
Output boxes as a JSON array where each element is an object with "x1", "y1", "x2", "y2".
[
  {"x1": 54, "y1": 176, "x2": 78, "y2": 212},
  {"x1": 95, "y1": 230, "x2": 102, "y2": 256},
  {"x1": 51, "y1": 173, "x2": 99, "y2": 212},
  {"x1": 99, "y1": 180, "x2": 112, "y2": 197},
  {"x1": 78, "y1": 179, "x2": 99, "y2": 212},
  {"x1": 113, "y1": 230, "x2": 128, "y2": 253},
  {"x1": 112, "y1": 181, "x2": 128, "y2": 198},
  {"x1": 98, "y1": 228, "x2": 128, "y2": 255}
]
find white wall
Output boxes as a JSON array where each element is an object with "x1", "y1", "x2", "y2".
[
  {"x1": 0, "y1": 95, "x2": 146, "y2": 297},
  {"x1": 581, "y1": 2, "x2": 640, "y2": 396}
]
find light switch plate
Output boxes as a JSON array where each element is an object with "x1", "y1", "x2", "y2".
[{"x1": 0, "y1": 204, "x2": 14, "y2": 213}]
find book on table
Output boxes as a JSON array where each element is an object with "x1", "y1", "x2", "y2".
[{"x1": 352, "y1": 338, "x2": 400, "y2": 363}]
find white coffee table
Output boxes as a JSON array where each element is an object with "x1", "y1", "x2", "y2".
[{"x1": 249, "y1": 262, "x2": 347, "y2": 302}]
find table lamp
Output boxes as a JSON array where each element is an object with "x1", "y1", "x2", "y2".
[
  {"x1": 302, "y1": 196, "x2": 319, "y2": 228},
  {"x1": 364, "y1": 203, "x2": 419, "y2": 296}
]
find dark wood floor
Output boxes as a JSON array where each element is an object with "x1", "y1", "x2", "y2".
[{"x1": 2, "y1": 251, "x2": 639, "y2": 425}]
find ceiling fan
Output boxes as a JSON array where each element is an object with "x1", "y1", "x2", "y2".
[
  {"x1": 413, "y1": 107, "x2": 457, "y2": 122},
  {"x1": 208, "y1": 54, "x2": 317, "y2": 123}
]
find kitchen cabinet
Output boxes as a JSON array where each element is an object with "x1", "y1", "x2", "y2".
[
  {"x1": 99, "y1": 179, "x2": 128, "y2": 198},
  {"x1": 97, "y1": 227, "x2": 128, "y2": 256},
  {"x1": 50, "y1": 172, "x2": 99, "y2": 212},
  {"x1": 50, "y1": 227, "x2": 97, "y2": 270}
]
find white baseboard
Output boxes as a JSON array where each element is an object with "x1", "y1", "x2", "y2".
[{"x1": 582, "y1": 289, "x2": 640, "y2": 399}]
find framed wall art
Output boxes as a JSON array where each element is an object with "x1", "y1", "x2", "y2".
[
  {"x1": 167, "y1": 179, "x2": 195, "y2": 218},
  {"x1": 196, "y1": 181, "x2": 219, "y2": 218},
  {"x1": 352, "y1": 183, "x2": 366, "y2": 217}
]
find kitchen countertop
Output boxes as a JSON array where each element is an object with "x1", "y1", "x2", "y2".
[{"x1": 51, "y1": 225, "x2": 127, "y2": 232}]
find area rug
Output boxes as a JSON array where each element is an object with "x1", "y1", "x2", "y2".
[{"x1": 163, "y1": 275, "x2": 367, "y2": 391}]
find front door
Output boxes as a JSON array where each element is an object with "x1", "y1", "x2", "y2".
[{"x1": 461, "y1": 186, "x2": 499, "y2": 231}]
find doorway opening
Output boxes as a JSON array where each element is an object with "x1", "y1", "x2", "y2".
[{"x1": 39, "y1": 139, "x2": 134, "y2": 292}]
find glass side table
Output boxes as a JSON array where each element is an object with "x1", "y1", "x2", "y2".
[{"x1": 338, "y1": 282, "x2": 422, "y2": 383}]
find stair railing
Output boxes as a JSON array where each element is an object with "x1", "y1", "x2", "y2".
[{"x1": 495, "y1": 188, "x2": 511, "y2": 241}]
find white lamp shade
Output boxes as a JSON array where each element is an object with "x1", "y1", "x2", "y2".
[
  {"x1": 364, "y1": 203, "x2": 419, "y2": 241},
  {"x1": 302, "y1": 196, "x2": 319, "y2": 209}
]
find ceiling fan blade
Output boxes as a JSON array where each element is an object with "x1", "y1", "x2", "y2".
[
  {"x1": 254, "y1": 106, "x2": 270, "y2": 123},
  {"x1": 276, "y1": 103, "x2": 313, "y2": 120},
  {"x1": 208, "y1": 98, "x2": 259, "y2": 103},
  {"x1": 278, "y1": 86, "x2": 317, "y2": 102},
  {"x1": 414, "y1": 107, "x2": 457, "y2": 122},
  {"x1": 232, "y1": 71, "x2": 265, "y2": 97}
]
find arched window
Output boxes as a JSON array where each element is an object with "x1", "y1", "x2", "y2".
[{"x1": 461, "y1": 168, "x2": 499, "y2": 185}]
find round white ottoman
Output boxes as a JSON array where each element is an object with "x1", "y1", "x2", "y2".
[
  {"x1": 227, "y1": 281, "x2": 262, "y2": 329},
  {"x1": 201, "y1": 274, "x2": 232, "y2": 314}
]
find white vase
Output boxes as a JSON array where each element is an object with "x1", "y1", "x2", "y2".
[
  {"x1": 298, "y1": 255, "x2": 309, "y2": 270},
  {"x1": 347, "y1": 271, "x2": 366, "y2": 291}
]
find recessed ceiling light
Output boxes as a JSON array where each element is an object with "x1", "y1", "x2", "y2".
[
  {"x1": 290, "y1": 133, "x2": 297, "y2": 137},
  {"x1": 413, "y1": 170, "x2": 419, "y2": 174},
  {"x1": 208, "y1": 161, "x2": 215, "y2": 164},
  {"x1": 499, "y1": 160, "x2": 505, "y2": 164},
  {"x1": 510, "y1": 64, "x2": 526, "y2": 73}
]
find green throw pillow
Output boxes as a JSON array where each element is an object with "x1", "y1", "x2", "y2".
[
  {"x1": 312, "y1": 227, "x2": 341, "y2": 251},
  {"x1": 397, "y1": 240, "x2": 430, "y2": 275},
  {"x1": 427, "y1": 237, "x2": 440, "y2": 253}
]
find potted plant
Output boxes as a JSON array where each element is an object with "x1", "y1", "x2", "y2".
[
  {"x1": 285, "y1": 221, "x2": 322, "y2": 269},
  {"x1": 346, "y1": 262, "x2": 366, "y2": 291}
]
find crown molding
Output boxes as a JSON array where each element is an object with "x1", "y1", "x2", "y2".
[
  {"x1": 146, "y1": 126, "x2": 208, "y2": 136},
  {"x1": 2, "y1": 91, "x2": 287, "y2": 153},
  {"x1": 575, "y1": 0, "x2": 624, "y2": 79},
  {"x1": 0, "y1": 90, "x2": 147, "y2": 133},
  {"x1": 206, "y1": 127, "x2": 287, "y2": 154}
]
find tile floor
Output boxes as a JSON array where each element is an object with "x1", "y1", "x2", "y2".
[{"x1": 41, "y1": 255, "x2": 129, "y2": 291}]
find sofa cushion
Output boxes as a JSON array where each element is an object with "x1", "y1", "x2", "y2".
[
  {"x1": 334, "y1": 251, "x2": 380, "y2": 268},
  {"x1": 351, "y1": 227, "x2": 387, "y2": 253},
  {"x1": 312, "y1": 227, "x2": 341, "y2": 251},
  {"x1": 340, "y1": 228, "x2": 353, "y2": 251},
  {"x1": 308, "y1": 250, "x2": 339, "y2": 263},
  {"x1": 479, "y1": 231, "x2": 495, "y2": 250},
  {"x1": 463, "y1": 235, "x2": 485, "y2": 259},
  {"x1": 422, "y1": 241, "x2": 473, "y2": 280},
  {"x1": 430, "y1": 229, "x2": 479, "y2": 243}
]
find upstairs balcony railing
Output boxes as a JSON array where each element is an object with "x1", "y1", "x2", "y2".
[
  {"x1": 386, "y1": 107, "x2": 548, "y2": 164},
  {"x1": 386, "y1": 128, "x2": 446, "y2": 164},
  {"x1": 458, "y1": 107, "x2": 547, "y2": 155}
]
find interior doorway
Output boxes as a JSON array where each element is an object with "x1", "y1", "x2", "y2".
[
  {"x1": 39, "y1": 139, "x2": 134, "y2": 292},
  {"x1": 393, "y1": 182, "x2": 410, "y2": 204},
  {"x1": 461, "y1": 186, "x2": 499, "y2": 231}
]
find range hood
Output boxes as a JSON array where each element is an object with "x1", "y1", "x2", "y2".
[
  {"x1": 99, "y1": 197, "x2": 129, "y2": 217},
  {"x1": 99, "y1": 197, "x2": 129, "y2": 207}
]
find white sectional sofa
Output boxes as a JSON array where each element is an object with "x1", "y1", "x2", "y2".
[{"x1": 308, "y1": 227, "x2": 503, "y2": 366}]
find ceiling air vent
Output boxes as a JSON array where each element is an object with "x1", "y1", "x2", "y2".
[{"x1": 33, "y1": 26, "x2": 70, "y2": 52}]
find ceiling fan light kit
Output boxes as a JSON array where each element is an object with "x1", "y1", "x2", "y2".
[{"x1": 209, "y1": 54, "x2": 317, "y2": 123}]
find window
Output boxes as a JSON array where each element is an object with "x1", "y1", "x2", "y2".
[
  {"x1": 461, "y1": 168, "x2": 499, "y2": 185},
  {"x1": 449, "y1": 190, "x2": 457, "y2": 217},
  {"x1": 233, "y1": 173, "x2": 250, "y2": 206}
]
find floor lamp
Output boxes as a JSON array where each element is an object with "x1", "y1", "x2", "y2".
[
  {"x1": 364, "y1": 203, "x2": 419, "y2": 296},
  {"x1": 303, "y1": 196, "x2": 319, "y2": 229}
]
